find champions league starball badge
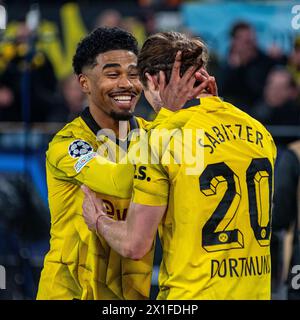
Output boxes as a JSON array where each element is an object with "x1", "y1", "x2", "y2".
[{"x1": 68, "y1": 140, "x2": 93, "y2": 158}]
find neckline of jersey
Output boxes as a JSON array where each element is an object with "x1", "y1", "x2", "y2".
[
  {"x1": 182, "y1": 96, "x2": 223, "y2": 109},
  {"x1": 80, "y1": 106, "x2": 139, "y2": 151}
]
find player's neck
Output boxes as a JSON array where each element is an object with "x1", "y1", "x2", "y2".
[{"x1": 89, "y1": 105, "x2": 123, "y2": 137}]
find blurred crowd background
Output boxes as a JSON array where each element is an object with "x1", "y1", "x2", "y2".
[{"x1": 0, "y1": 0, "x2": 299, "y2": 300}]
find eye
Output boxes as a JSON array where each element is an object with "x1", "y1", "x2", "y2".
[
  {"x1": 106, "y1": 72, "x2": 119, "y2": 78},
  {"x1": 129, "y1": 72, "x2": 139, "y2": 79}
]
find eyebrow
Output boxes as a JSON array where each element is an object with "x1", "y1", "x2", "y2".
[
  {"x1": 128, "y1": 64, "x2": 138, "y2": 69},
  {"x1": 102, "y1": 63, "x2": 121, "y2": 70},
  {"x1": 102, "y1": 63, "x2": 137, "y2": 70}
]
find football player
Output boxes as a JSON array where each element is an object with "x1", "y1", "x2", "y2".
[{"x1": 82, "y1": 31, "x2": 277, "y2": 300}]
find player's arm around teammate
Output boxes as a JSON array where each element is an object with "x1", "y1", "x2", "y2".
[{"x1": 81, "y1": 55, "x2": 218, "y2": 258}]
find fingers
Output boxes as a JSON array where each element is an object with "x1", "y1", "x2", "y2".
[
  {"x1": 188, "y1": 70, "x2": 208, "y2": 98},
  {"x1": 159, "y1": 51, "x2": 181, "y2": 94},
  {"x1": 198, "y1": 68, "x2": 209, "y2": 78},
  {"x1": 193, "y1": 70, "x2": 218, "y2": 97},
  {"x1": 81, "y1": 184, "x2": 96, "y2": 202},
  {"x1": 82, "y1": 197, "x2": 94, "y2": 216},
  {"x1": 182, "y1": 67, "x2": 208, "y2": 99},
  {"x1": 196, "y1": 69, "x2": 218, "y2": 95},
  {"x1": 81, "y1": 185, "x2": 96, "y2": 209},
  {"x1": 181, "y1": 65, "x2": 198, "y2": 83},
  {"x1": 194, "y1": 71, "x2": 206, "y2": 82},
  {"x1": 157, "y1": 54, "x2": 218, "y2": 111},
  {"x1": 81, "y1": 184, "x2": 103, "y2": 212},
  {"x1": 169, "y1": 51, "x2": 182, "y2": 81},
  {"x1": 194, "y1": 67, "x2": 211, "y2": 81},
  {"x1": 208, "y1": 76, "x2": 218, "y2": 96},
  {"x1": 191, "y1": 79, "x2": 210, "y2": 98},
  {"x1": 159, "y1": 70, "x2": 167, "y2": 94},
  {"x1": 81, "y1": 184, "x2": 89, "y2": 194},
  {"x1": 186, "y1": 68, "x2": 197, "y2": 90}
]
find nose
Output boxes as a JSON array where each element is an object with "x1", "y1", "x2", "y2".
[{"x1": 118, "y1": 75, "x2": 133, "y2": 90}]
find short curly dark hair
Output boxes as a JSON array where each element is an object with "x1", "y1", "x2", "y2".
[{"x1": 72, "y1": 27, "x2": 139, "y2": 75}]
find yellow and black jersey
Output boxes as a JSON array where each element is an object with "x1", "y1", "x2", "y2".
[
  {"x1": 133, "y1": 96, "x2": 277, "y2": 300},
  {"x1": 37, "y1": 107, "x2": 154, "y2": 300}
]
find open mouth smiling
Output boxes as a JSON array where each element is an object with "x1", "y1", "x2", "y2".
[{"x1": 109, "y1": 92, "x2": 138, "y2": 106}]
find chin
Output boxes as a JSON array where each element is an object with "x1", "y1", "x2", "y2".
[{"x1": 110, "y1": 110, "x2": 133, "y2": 121}]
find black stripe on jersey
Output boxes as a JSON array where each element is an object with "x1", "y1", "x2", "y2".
[
  {"x1": 129, "y1": 115, "x2": 139, "y2": 131},
  {"x1": 80, "y1": 106, "x2": 139, "y2": 151},
  {"x1": 182, "y1": 98, "x2": 200, "y2": 109},
  {"x1": 80, "y1": 107, "x2": 101, "y2": 135},
  {"x1": 117, "y1": 116, "x2": 139, "y2": 151}
]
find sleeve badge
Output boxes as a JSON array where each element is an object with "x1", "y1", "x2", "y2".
[{"x1": 68, "y1": 140, "x2": 93, "y2": 158}]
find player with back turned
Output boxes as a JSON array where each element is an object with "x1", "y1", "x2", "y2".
[{"x1": 82, "y1": 31, "x2": 277, "y2": 299}]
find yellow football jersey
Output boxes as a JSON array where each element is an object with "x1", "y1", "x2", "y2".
[
  {"x1": 133, "y1": 96, "x2": 277, "y2": 300},
  {"x1": 37, "y1": 107, "x2": 156, "y2": 300}
]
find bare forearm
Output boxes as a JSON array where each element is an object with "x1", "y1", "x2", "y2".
[
  {"x1": 97, "y1": 215, "x2": 130, "y2": 257},
  {"x1": 97, "y1": 214, "x2": 154, "y2": 260},
  {"x1": 83, "y1": 197, "x2": 164, "y2": 260},
  {"x1": 82, "y1": 186, "x2": 154, "y2": 259}
]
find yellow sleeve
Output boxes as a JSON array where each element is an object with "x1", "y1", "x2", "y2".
[
  {"x1": 132, "y1": 162, "x2": 169, "y2": 206},
  {"x1": 47, "y1": 136, "x2": 133, "y2": 198},
  {"x1": 132, "y1": 121, "x2": 185, "y2": 206},
  {"x1": 132, "y1": 126, "x2": 171, "y2": 206}
]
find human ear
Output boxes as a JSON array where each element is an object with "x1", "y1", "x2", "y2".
[
  {"x1": 78, "y1": 74, "x2": 90, "y2": 94},
  {"x1": 145, "y1": 73, "x2": 159, "y2": 91}
]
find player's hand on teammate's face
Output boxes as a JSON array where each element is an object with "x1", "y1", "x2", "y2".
[
  {"x1": 158, "y1": 51, "x2": 218, "y2": 111},
  {"x1": 81, "y1": 185, "x2": 106, "y2": 232},
  {"x1": 194, "y1": 68, "x2": 218, "y2": 97},
  {"x1": 158, "y1": 51, "x2": 192, "y2": 111}
]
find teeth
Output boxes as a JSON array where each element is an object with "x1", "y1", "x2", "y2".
[{"x1": 113, "y1": 95, "x2": 132, "y2": 101}]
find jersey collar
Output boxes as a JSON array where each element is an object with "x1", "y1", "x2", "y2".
[
  {"x1": 182, "y1": 98, "x2": 200, "y2": 109},
  {"x1": 80, "y1": 107, "x2": 139, "y2": 151},
  {"x1": 182, "y1": 96, "x2": 224, "y2": 109},
  {"x1": 80, "y1": 107, "x2": 101, "y2": 136}
]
